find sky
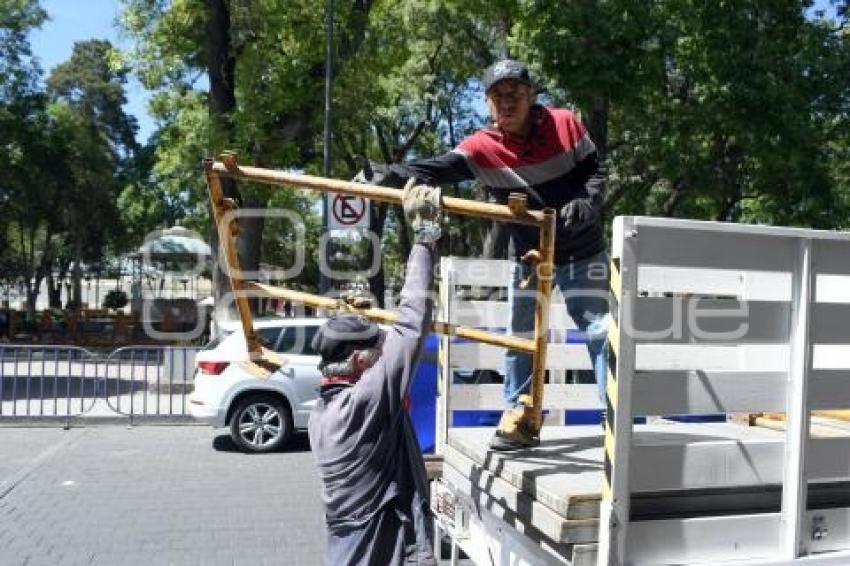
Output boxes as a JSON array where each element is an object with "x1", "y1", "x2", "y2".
[{"x1": 28, "y1": 0, "x2": 155, "y2": 144}]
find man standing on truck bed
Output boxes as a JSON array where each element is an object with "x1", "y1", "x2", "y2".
[
  {"x1": 308, "y1": 181, "x2": 441, "y2": 565},
  {"x1": 381, "y1": 59, "x2": 609, "y2": 451}
]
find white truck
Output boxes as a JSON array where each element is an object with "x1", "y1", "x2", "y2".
[{"x1": 431, "y1": 216, "x2": 850, "y2": 566}]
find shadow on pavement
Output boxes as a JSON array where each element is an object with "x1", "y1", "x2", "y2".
[{"x1": 212, "y1": 431, "x2": 312, "y2": 454}]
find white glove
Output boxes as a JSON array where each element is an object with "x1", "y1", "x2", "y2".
[{"x1": 402, "y1": 178, "x2": 442, "y2": 244}]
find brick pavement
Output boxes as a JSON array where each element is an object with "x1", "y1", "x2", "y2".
[{"x1": 0, "y1": 426, "x2": 326, "y2": 566}]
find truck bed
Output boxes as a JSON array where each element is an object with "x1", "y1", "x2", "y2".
[{"x1": 441, "y1": 421, "x2": 850, "y2": 559}]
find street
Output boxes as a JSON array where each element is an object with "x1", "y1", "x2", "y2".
[{"x1": 0, "y1": 425, "x2": 326, "y2": 566}]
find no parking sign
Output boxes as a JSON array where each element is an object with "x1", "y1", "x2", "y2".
[{"x1": 327, "y1": 194, "x2": 370, "y2": 230}]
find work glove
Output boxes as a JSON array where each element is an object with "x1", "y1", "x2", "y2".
[
  {"x1": 560, "y1": 199, "x2": 596, "y2": 232},
  {"x1": 402, "y1": 178, "x2": 442, "y2": 244}
]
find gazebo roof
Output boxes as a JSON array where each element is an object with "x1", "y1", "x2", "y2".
[{"x1": 137, "y1": 226, "x2": 211, "y2": 260}]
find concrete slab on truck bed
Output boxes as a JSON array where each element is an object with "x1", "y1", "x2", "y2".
[
  {"x1": 445, "y1": 422, "x2": 788, "y2": 522},
  {"x1": 447, "y1": 425, "x2": 605, "y2": 521},
  {"x1": 442, "y1": 444, "x2": 600, "y2": 545}
]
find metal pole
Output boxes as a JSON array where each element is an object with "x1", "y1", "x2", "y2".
[
  {"x1": 320, "y1": 0, "x2": 334, "y2": 295},
  {"x1": 323, "y1": 0, "x2": 333, "y2": 177}
]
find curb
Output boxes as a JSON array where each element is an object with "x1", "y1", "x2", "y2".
[{"x1": 0, "y1": 416, "x2": 204, "y2": 427}]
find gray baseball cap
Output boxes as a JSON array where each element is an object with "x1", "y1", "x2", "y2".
[{"x1": 482, "y1": 59, "x2": 536, "y2": 93}]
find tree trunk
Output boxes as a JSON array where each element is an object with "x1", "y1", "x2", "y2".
[
  {"x1": 20, "y1": 226, "x2": 51, "y2": 319},
  {"x1": 204, "y1": 0, "x2": 237, "y2": 136},
  {"x1": 72, "y1": 238, "x2": 83, "y2": 312},
  {"x1": 205, "y1": 0, "x2": 241, "y2": 325},
  {"x1": 662, "y1": 178, "x2": 687, "y2": 217},
  {"x1": 47, "y1": 258, "x2": 70, "y2": 309},
  {"x1": 27, "y1": 268, "x2": 47, "y2": 320},
  {"x1": 19, "y1": 227, "x2": 36, "y2": 319},
  {"x1": 716, "y1": 193, "x2": 742, "y2": 222},
  {"x1": 586, "y1": 95, "x2": 609, "y2": 161},
  {"x1": 46, "y1": 272, "x2": 62, "y2": 308},
  {"x1": 236, "y1": 194, "x2": 266, "y2": 314},
  {"x1": 202, "y1": 0, "x2": 377, "y2": 323},
  {"x1": 26, "y1": 288, "x2": 38, "y2": 320}
]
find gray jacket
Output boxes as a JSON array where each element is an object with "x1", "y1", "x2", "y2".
[{"x1": 308, "y1": 243, "x2": 437, "y2": 565}]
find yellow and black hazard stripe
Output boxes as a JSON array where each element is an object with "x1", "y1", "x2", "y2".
[{"x1": 602, "y1": 256, "x2": 622, "y2": 502}]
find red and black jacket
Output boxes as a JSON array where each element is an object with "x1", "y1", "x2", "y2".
[{"x1": 384, "y1": 105, "x2": 606, "y2": 263}]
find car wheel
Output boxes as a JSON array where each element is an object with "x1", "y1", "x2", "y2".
[{"x1": 229, "y1": 394, "x2": 293, "y2": 453}]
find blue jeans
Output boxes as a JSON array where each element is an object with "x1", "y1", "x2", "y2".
[{"x1": 504, "y1": 251, "x2": 610, "y2": 405}]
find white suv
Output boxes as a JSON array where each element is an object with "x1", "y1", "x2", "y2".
[{"x1": 189, "y1": 317, "x2": 325, "y2": 452}]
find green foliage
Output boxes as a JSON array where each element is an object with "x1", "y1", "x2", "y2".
[
  {"x1": 0, "y1": 0, "x2": 46, "y2": 100},
  {"x1": 103, "y1": 0, "x2": 848, "y2": 298},
  {"x1": 330, "y1": 0, "x2": 505, "y2": 270},
  {"x1": 47, "y1": 100, "x2": 122, "y2": 259},
  {"x1": 514, "y1": 1, "x2": 850, "y2": 227},
  {"x1": 261, "y1": 188, "x2": 322, "y2": 290},
  {"x1": 132, "y1": 88, "x2": 211, "y2": 236},
  {"x1": 118, "y1": 0, "x2": 376, "y2": 290},
  {"x1": 119, "y1": 0, "x2": 206, "y2": 90},
  {"x1": 47, "y1": 39, "x2": 139, "y2": 154},
  {"x1": 103, "y1": 289, "x2": 128, "y2": 310},
  {"x1": 38, "y1": 38, "x2": 139, "y2": 269},
  {"x1": 117, "y1": 0, "x2": 215, "y2": 211},
  {"x1": 0, "y1": 17, "x2": 141, "y2": 313},
  {"x1": 0, "y1": 0, "x2": 51, "y2": 298}
]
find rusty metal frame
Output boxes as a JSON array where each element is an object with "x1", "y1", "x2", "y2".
[{"x1": 203, "y1": 152, "x2": 556, "y2": 429}]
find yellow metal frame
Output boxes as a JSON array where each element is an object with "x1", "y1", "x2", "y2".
[{"x1": 203, "y1": 153, "x2": 556, "y2": 429}]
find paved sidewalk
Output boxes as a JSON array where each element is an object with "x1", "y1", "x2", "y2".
[{"x1": 0, "y1": 425, "x2": 325, "y2": 566}]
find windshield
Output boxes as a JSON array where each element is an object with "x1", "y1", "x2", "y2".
[
  {"x1": 202, "y1": 330, "x2": 233, "y2": 351},
  {"x1": 258, "y1": 325, "x2": 320, "y2": 355}
]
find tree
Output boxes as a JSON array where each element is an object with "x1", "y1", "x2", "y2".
[
  {"x1": 7, "y1": 102, "x2": 75, "y2": 317},
  {"x1": 119, "y1": 0, "x2": 376, "y2": 305},
  {"x1": 0, "y1": 0, "x2": 45, "y2": 100},
  {"x1": 117, "y1": 90, "x2": 211, "y2": 246},
  {"x1": 0, "y1": 35, "x2": 142, "y2": 313},
  {"x1": 330, "y1": 1, "x2": 510, "y2": 299},
  {"x1": 113, "y1": 0, "x2": 850, "y2": 318},
  {"x1": 47, "y1": 39, "x2": 139, "y2": 156},
  {"x1": 0, "y1": 0, "x2": 47, "y2": 314},
  {"x1": 103, "y1": 289, "x2": 128, "y2": 310},
  {"x1": 46, "y1": 40, "x2": 139, "y2": 310},
  {"x1": 513, "y1": 1, "x2": 850, "y2": 228}
]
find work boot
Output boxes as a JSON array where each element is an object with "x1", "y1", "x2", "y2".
[{"x1": 489, "y1": 395, "x2": 540, "y2": 451}]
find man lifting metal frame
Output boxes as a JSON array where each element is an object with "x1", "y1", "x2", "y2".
[{"x1": 202, "y1": 152, "x2": 557, "y2": 432}]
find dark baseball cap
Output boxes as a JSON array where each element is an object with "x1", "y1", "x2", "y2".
[
  {"x1": 482, "y1": 59, "x2": 535, "y2": 93},
  {"x1": 311, "y1": 314, "x2": 382, "y2": 367}
]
